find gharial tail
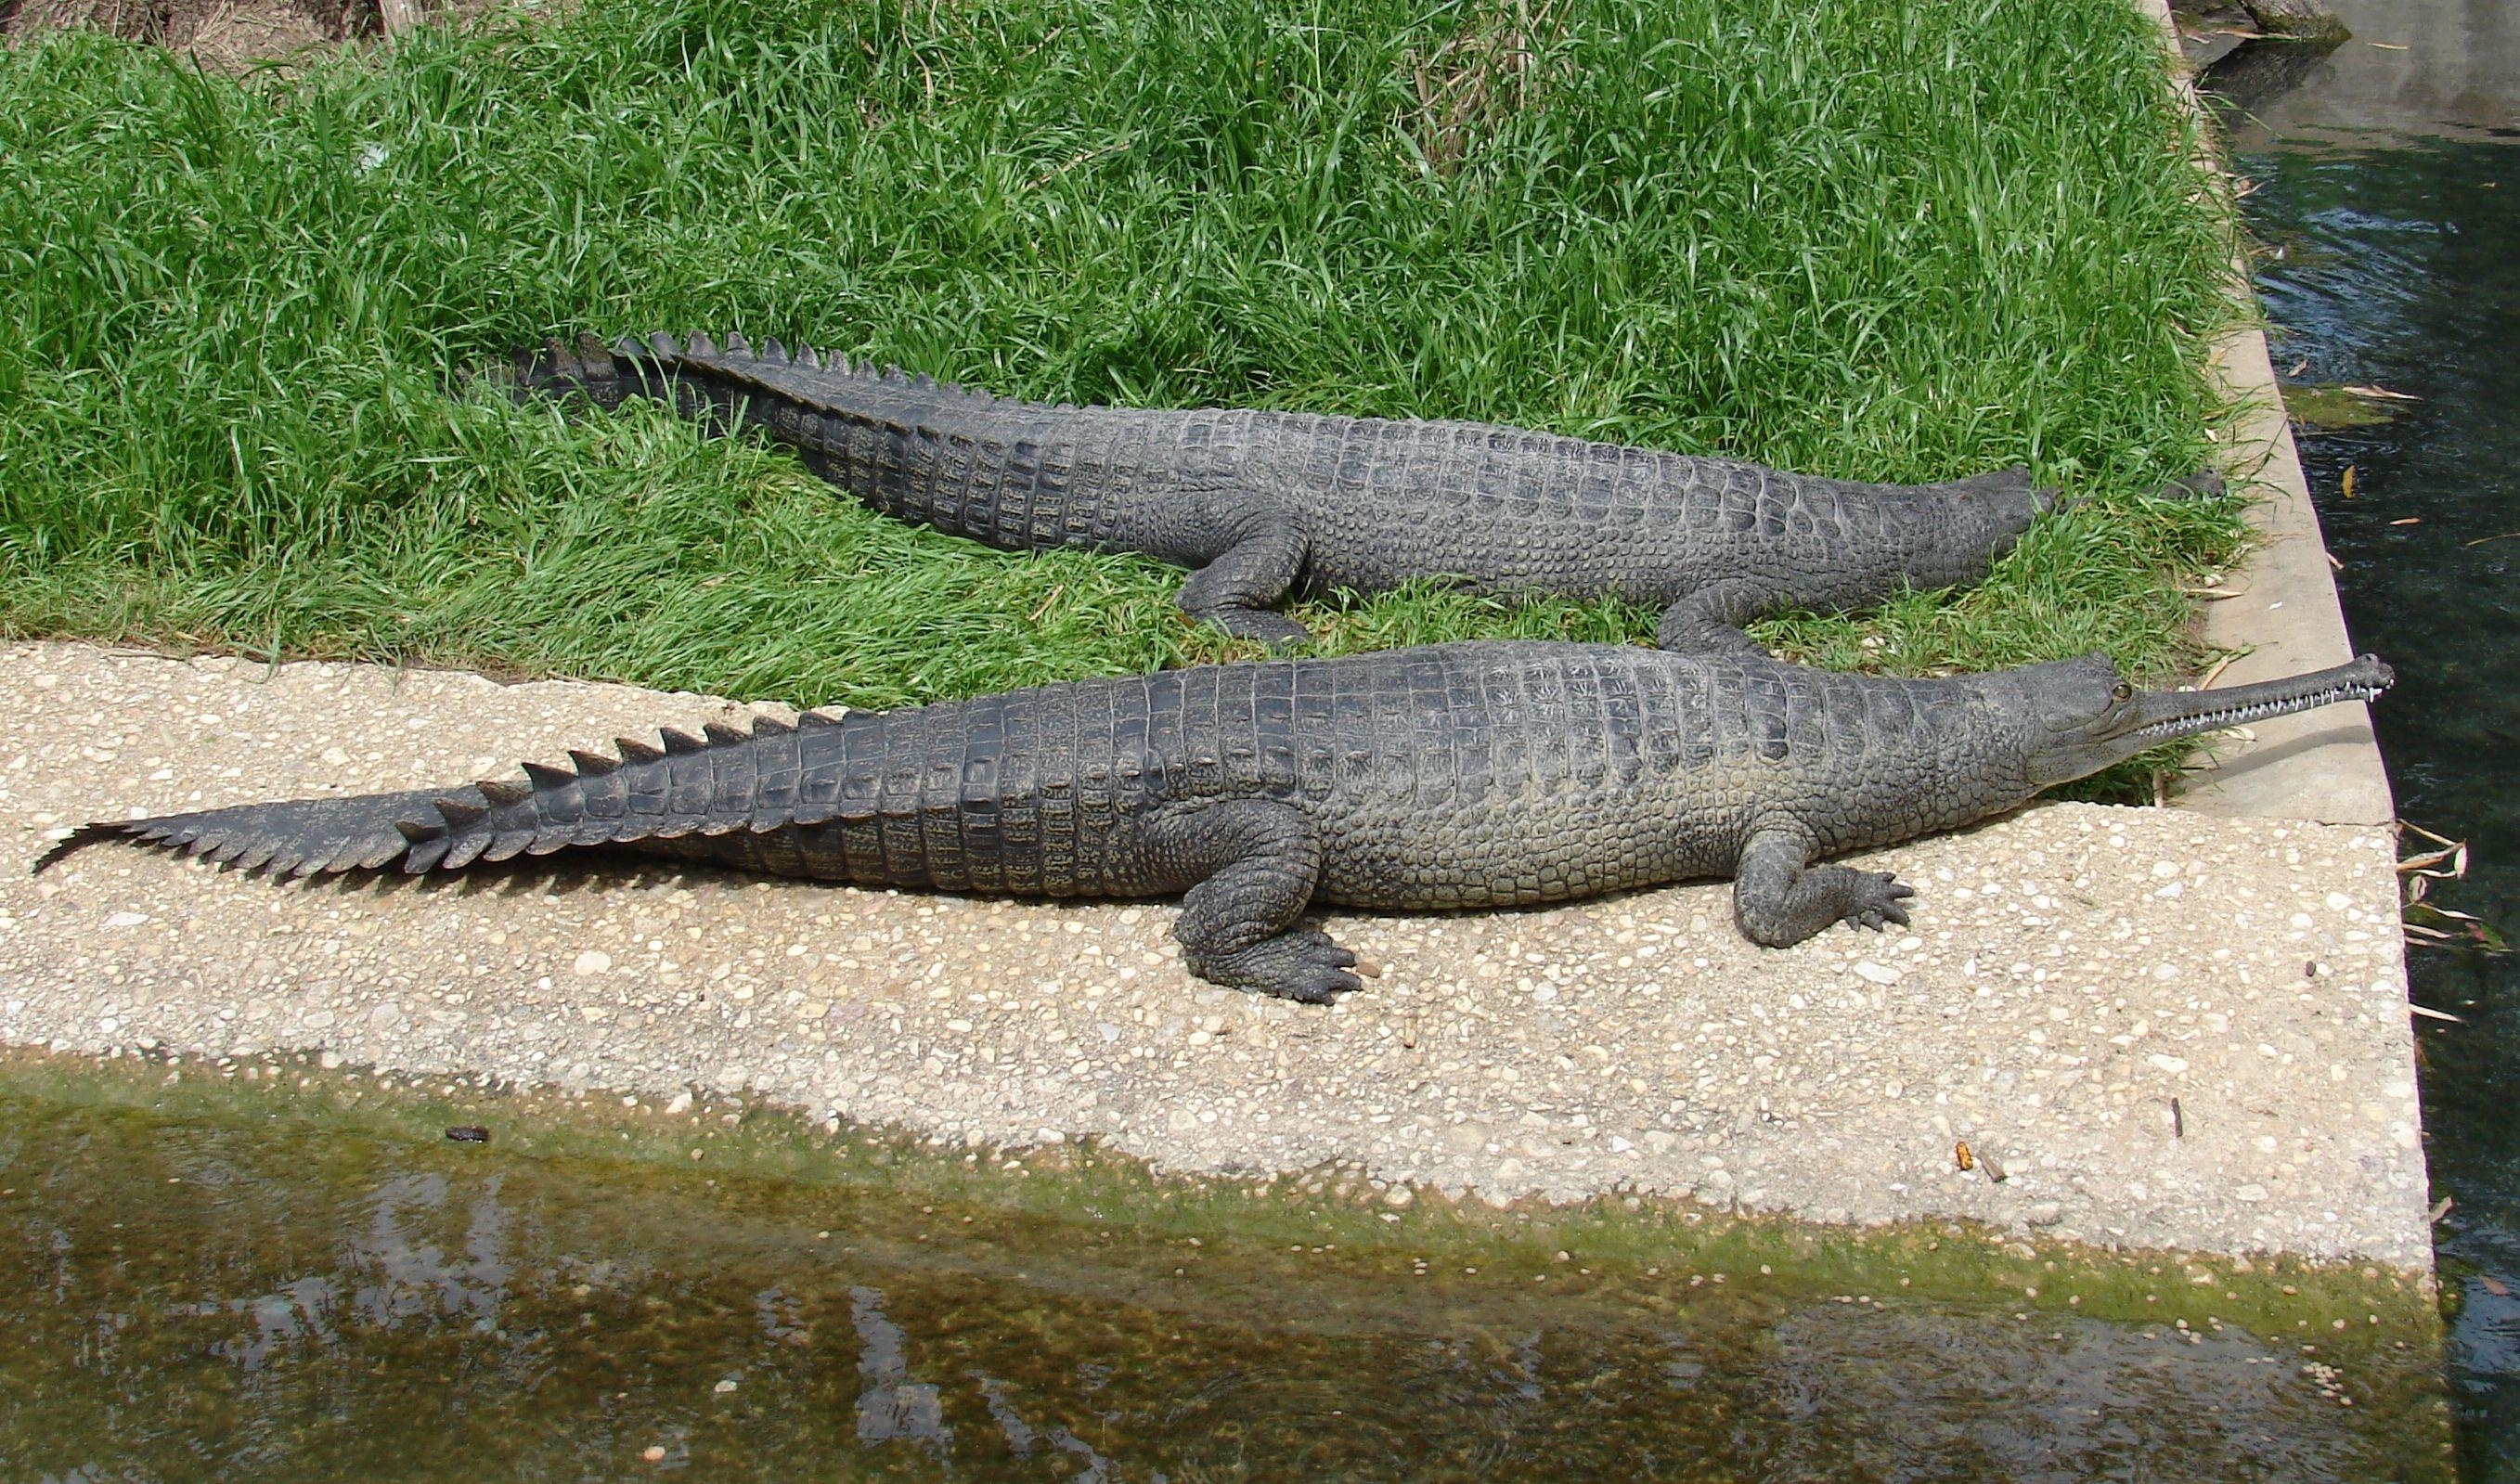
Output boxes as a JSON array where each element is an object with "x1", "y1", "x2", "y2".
[
  {"x1": 32, "y1": 712, "x2": 838, "y2": 879},
  {"x1": 35, "y1": 788, "x2": 496, "y2": 877},
  {"x1": 482, "y1": 330, "x2": 1016, "y2": 437},
  {"x1": 475, "y1": 331, "x2": 1075, "y2": 552}
]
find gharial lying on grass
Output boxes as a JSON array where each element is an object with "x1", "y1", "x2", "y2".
[
  {"x1": 38, "y1": 642, "x2": 2389, "y2": 1003},
  {"x1": 490, "y1": 333, "x2": 2216, "y2": 651}
]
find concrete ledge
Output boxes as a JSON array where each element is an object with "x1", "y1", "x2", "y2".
[
  {"x1": 0, "y1": 642, "x2": 2433, "y2": 1266},
  {"x1": 2139, "y1": 0, "x2": 2398, "y2": 828}
]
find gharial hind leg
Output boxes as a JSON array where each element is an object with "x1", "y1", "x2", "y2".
[
  {"x1": 1655, "y1": 581, "x2": 1774, "y2": 655},
  {"x1": 1175, "y1": 520, "x2": 1312, "y2": 651},
  {"x1": 1142, "y1": 799, "x2": 1361, "y2": 1004}
]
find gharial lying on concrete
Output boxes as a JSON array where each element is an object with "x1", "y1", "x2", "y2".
[
  {"x1": 38, "y1": 642, "x2": 2389, "y2": 1003},
  {"x1": 490, "y1": 333, "x2": 2205, "y2": 651}
]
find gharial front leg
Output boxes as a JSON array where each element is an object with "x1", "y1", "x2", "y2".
[
  {"x1": 1730, "y1": 823, "x2": 1914, "y2": 948},
  {"x1": 1655, "y1": 581, "x2": 1776, "y2": 655},
  {"x1": 1175, "y1": 518, "x2": 1312, "y2": 651},
  {"x1": 1142, "y1": 798, "x2": 1362, "y2": 1003}
]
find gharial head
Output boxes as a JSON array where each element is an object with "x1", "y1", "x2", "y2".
[{"x1": 1988, "y1": 651, "x2": 2394, "y2": 790}]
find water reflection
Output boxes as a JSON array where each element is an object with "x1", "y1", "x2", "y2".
[{"x1": 0, "y1": 1090, "x2": 2430, "y2": 1481}]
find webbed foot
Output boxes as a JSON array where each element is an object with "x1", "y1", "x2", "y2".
[
  {"x1": 1199, "y1": 607, "x2": 1313, "y2": 652},
  {"x1": 1185, "y1": 926, "x2": 1363, "y2": 1004},
  {"x1": 1837, "y1": 869, "x2": 1915, "y2": 931}
]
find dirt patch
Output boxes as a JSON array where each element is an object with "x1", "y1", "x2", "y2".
[{"x1": 2, "y1": 0, "x2": 448, "y2": 68}]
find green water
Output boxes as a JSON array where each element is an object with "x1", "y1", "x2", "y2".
[{"x1": 0, "y1": 1056, "x2": 2448, "y2": 1481}]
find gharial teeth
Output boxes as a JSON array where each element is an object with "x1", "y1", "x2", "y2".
[{"x1": 2129, "y1": 682, "x2": 2381, "y2": 740}]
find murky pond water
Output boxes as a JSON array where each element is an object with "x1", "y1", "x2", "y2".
[
  {"x1": 0, "y1": 1058, "x2": 2441, "y2": 1481},
  {"x1": 2210, "y1": 1, "x2": 2520, "y2": 1478}
]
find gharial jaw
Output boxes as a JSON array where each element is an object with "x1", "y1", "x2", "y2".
[{"x1": 2014, "y1": 653, "x2": 2395, "y2": 790}]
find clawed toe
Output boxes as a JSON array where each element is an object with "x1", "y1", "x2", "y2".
[
  {"x1": 1845, "y1": 873, "x2": 1916, "y2": 932},
  {"x1": 1190, "y1": 928, "x2": 1363, "y2": 1003}
]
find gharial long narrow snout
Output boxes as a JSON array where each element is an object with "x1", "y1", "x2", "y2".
[
  {"x1": 2121, "y1": 653, "x2": 2395, "y2": 745},
  {"x1": 2023, "y1": 652, "x2": 2394, "y2": 788}
]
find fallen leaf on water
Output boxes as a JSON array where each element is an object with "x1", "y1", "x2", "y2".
[
  {"x1": 2392, "y1": 517, "x2": 2422, "y2": 525},
  {"x1": 2369, "y1": 41, "x2": 2409, "y2": 50},
  {"x1": 2344, "y1": 383, "x2": 2421, "y2": 401},
  {"x1": 2290, "y1": 358, "x2": 2310, "y2": 377},
  {"x1": 2341, "y1": 465, "x2": 2357, "y2": 498},
  {"x1": 2485, "y1": 1275, "x2": 2511, "y2": 1297},
  {"x1": 2465, "y1": 531, "x2": 2520, "y2": 548}
]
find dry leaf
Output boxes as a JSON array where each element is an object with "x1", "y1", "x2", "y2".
[
  {"x1": 2341, "y1": 465, "x2": 2357, "y2": 498},
  {"x1": 2485, "y1": 1275, "x2": 2511, "y2": 1297},
  {"x1": 2393, "y1": 517, "x2": 2422, "y2": 525},
  {"x1": 2344, "y1": 384, "x2": 2421, "y2": 401}
]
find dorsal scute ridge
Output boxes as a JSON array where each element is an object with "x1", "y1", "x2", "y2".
[
  {"x1": 616, "y1": 736, "x2": 666, "y2": 765},
  {"x1": 660, "y1": 728, "x2": 705, "y2": 755},
  {"x1": 568, "y1": 748, "x2": 621, "y2": 777},
  {"x1": 702, "y1": 720, "x2": 750, "y2": 747},
  {"x1": 725, "y1": 331, "x2": 752, "y2": 356},
  {"x1": 521, "y1": 760, "x2": 575, "y2": 791},
  {"x1": 478, "y1": 777, "x2": 533, "y2": 807}
]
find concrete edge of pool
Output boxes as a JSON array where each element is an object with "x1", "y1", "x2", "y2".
[{"x1": 2140, "y1": 0, "x2": 2400, "y2": 832}]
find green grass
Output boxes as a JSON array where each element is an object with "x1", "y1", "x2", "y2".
[{"x1": 0, "y1": 0, "x2": 2243, "y2": 739}]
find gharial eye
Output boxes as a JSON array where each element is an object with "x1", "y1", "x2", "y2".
[{"x1": 2111, "y1": 680, "x2": 2133, "y2": 702}]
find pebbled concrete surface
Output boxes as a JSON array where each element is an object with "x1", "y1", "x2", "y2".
[{"x1": 0, "y1": 641, "x2": 2433, "y2": 1267}]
